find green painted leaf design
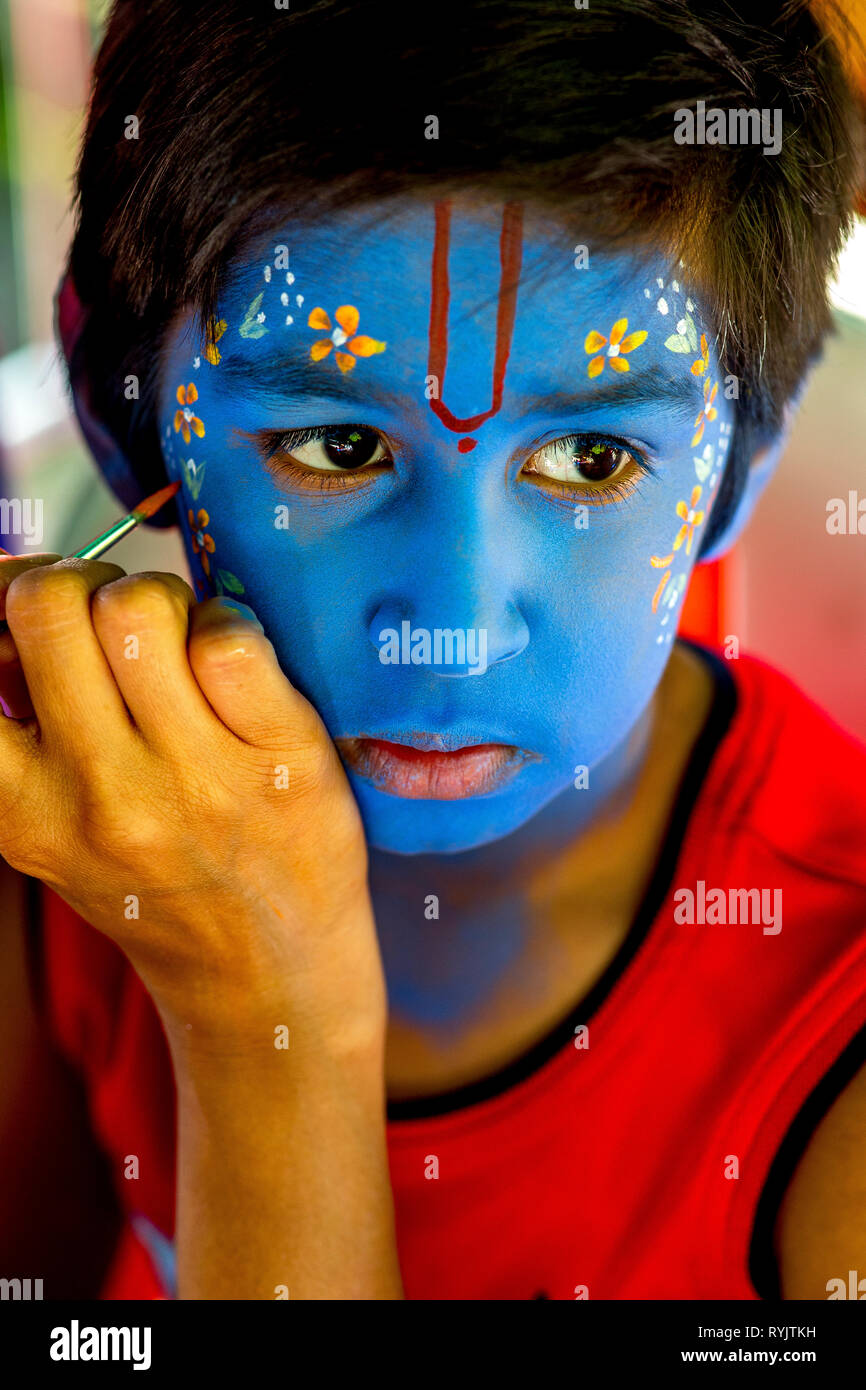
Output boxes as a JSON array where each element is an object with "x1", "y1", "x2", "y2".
[
  {"x1": 182, "y1": 457, "x2": 206, "y2": 500},
  {"x1": 665, "y1": 313, "x2": 698, "y2": 355},
  {"x1": 239, "y1": 292, "x2": 268, "y2": 339},
  {"x1": 693, "y1": 444, "x2": 714, "y2": 483},
  {"x1": 217, "y1": 569, "x2": 245, "y2": 595}
]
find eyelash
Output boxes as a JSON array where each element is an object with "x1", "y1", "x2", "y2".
[
  {"x1": 524, "y1": 433, "x2": 657, "y2": 507},
  {"x1": 255, "y1": 426, "x2": 658, "y2": 505},
  {"x1": 258, "y1": 426, "x2": 381, "y2": 493}
]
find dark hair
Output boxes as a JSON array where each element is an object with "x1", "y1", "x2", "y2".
[{"x1": 66, "y1": 0, "x2": 863, "y2": 553}]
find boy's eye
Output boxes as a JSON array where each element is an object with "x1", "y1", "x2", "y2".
[
  {"x1": 266, "y1": 424, "x2": 390, "y2": 473},
  {"x1": 254, "y1": 424, "x2": 649, "y2": 503},
  {"x1": 522, "y1": 437, "x2": 636, "y2": 487}
]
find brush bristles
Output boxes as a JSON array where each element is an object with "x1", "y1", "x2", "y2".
[{"x1": 133, "y1": 480, "x2": 181, "y2": 521}]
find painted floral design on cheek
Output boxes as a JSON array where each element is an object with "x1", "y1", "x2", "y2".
[
  {"x1": 639, "y1": 269, "x2": 726, "y2": 632},
  {"x1": 240, "y1": 293, "x2": 268, "y2": 339},
  {"x1": 650, "y1": 552, "x2": 675, "y2": 614},
  {"x1": 183, "y1": 500, "x2": 246, "y2": 599},
  {"x1": 691, "y1": 333, "x2": 710, "y2": 377},
  {"x1": 649, "y1": 486, "x2": 708, "y2": 613},
  {"x1": 694, "y1": 442, "x2": 714, "y2": 484},
  {"x1": 188, "y1": 508, "x2": 215, "y2": 575},
  {"x1": 182, "y1": 457, "x2": 206, "y2": 500},
  {"x1": 307, "y1": 305, "x2": 386, "y2": 373},
  {"x1": 656, "y1": 573, "x2": 687, "y2": 646},
  {"x1": 204, "y1": 317, "x2": 227, "y2": 364},
  {"x1": 673, "y1": 486, "x2": 705, "y2": 555},
  {"x1": 584, "y1": 317, "x2": 647, "y2": 378},
  {"x1": 174, "y1": 383, "x2": 205, "y2": 444},
  {"x1": 691, "y1": 377, "x2": 719, "y2": 446}
]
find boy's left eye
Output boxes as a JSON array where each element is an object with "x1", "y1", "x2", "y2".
[{"x1": 521, "y1": 438, "x2": 637, "y2": 487}]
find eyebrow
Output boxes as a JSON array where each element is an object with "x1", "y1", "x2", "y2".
[
  {"x1": 217, "y1": 353, "x2": 703, "y2": 423},
  {"x1": 528, "y1": 367, "x2": 702, "y2": 422}
]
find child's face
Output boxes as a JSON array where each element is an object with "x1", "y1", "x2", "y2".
[{"x1": 158, "y1": 196, "x2": 734, "y2": 854}]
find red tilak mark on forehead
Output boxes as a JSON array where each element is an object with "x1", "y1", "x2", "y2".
[
  {"x1": 457, "y1": 438, "x2": 477, "y2": 453},
  {"x1": 427, "y1": 200, "x2": 524, "y2": 434}
]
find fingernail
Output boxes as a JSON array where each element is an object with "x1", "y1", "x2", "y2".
[{"x1": 215, "y1": 598, "x2": 264, "y2": 630}]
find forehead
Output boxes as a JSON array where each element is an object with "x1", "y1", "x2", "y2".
[{"x1": 177, "y1": 195, "x2": 717, "y2": 431}]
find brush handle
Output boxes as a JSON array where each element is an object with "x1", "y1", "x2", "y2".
[
  {"x1": 0, "y1": 517, "x2": 141, "y2": 637},
  {"x1": 0, "y1": 484, "x2": 180, "y2": 643},
  {"x1": 71, "y1": 513, "x2": 141, "y2": 560}
]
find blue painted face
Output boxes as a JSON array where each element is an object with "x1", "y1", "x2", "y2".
[{"x1": 157, "y1": 197, "x2": 734, "y2": 854}]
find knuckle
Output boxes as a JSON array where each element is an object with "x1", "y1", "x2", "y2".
[
  {"x1": 6, "y1": 558, "x2": 126, "y2": 623},
  {"x1": 0, "y1": 554, "x2": 62, "y2": 591},
  {"x1": 136, "y1": 571, "x2": 195, "y2": 606},
  {"x1": 276, "y1": 728, "x2": 334, "y2": 790},
  {"x1": 191, "y1": 625, "x2": 264, "y2": 667},
  {"x1": 6, "y1": 564, "x2": 88, "y2": 623},
  {"x1": 93, "y1": 573, "x2": 190, "y2": 626},
  {"x1": 77, "y1": 775, "x2": 165, "y2": 862}
]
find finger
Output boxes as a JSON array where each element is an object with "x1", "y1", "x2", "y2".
[
  {"x1": 187, "y1": 598, "x2": 325, "y2": 752},
  {"x1": 0, "y1": 645, "x2": 35, "y2": 720},
  {"x1": 0, "y1": 556, "x2": 62, "y2": 719},
  {"x1": 4, "y1": 558, "x2": 133, "y2": 750},
  {"x1": 89, "y1": 571, "x2": 219, "y2": 749},
  {"x1": 0, "y1": 553, "x2": 63, "y2": 609},
  {"x1": 0, "y1": 695, "x2": 39, "y2": 798}
]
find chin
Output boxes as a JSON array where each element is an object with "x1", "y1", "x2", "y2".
[{"x1": 349, "y1": 775, "x2": 552, "y2": 856}]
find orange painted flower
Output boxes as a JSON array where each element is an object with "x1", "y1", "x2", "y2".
[
  {"x1": 204, "y1": 317, "x2": 227, "y2": 366},
  {"x1": 584, "y1": 318, "x2": 647, "y2": 378},
  {"x1": 650, "y1": 552, "x2": 674, "y2": 613},
  {"x1": 307, "y1": 305, "x2": 386, "y2": 373},
  {"x1": 174, "y1": 383, "x2": 205, "y2": 444},
  {"x1": 188, "y1": 508, "x2": 216, "y2": 576},
  {"x1": 673, "y1": 486, "x2": 705, "y2": 556},
  {"x1": 691, "y1": 333, "x2": 709, "y2": 377},
  {"x1": 691, "y1": 378, "x2": 718, "y2": 445}
]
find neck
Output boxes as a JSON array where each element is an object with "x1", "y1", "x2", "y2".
[{"x1": 369, "y1": 693, "x2": 657, "y2": 1029}]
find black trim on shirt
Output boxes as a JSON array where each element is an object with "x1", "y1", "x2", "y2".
[
  {"x1": 386, "y1": 641, "x2": 739, "y2": 1122},
  {"x1": 749, "y1": 1016, "x2": 866, "y2": 1300}
]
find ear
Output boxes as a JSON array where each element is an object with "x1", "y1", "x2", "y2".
[
  {"x1": 696, "y1": 438, "x2": 782, "y2": 563},
  {"x1": 697, "y1": 381, "x2": 809, "y2": 564},
  {"x1": 54, "y1": 269, "x2": 164, "y2": 517}
]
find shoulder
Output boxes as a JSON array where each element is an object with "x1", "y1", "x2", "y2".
[
  {"x1": 712, "y1": 649, "x2": 866, "y2": 885},
  {"x1": 702, "y1": 651, "x2": 866, "y2": 1297},
  {"x1": 776, "y1": 1051, "x2": 866, "y2": 1300}
]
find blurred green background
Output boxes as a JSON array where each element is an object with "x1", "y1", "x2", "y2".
[{"x1": 0, "y1": 0, "x2": 184, "y2": 570}]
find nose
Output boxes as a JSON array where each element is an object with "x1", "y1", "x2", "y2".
[
  {"x1": 368, "y1": 597, "x2": 529, "y2": 677},
  {"x1": 366, "y1": 512, "x2": 530, "y2": 678}
]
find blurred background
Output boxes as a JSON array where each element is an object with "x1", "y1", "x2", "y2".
[{"x1": 0, "y1": 0, "x2": 864, "y2": 737}]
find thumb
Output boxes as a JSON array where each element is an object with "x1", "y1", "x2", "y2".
[{"x1": 187, "y1": 598, "x2": 326, "y2": 754}]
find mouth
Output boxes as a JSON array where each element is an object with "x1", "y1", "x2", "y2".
[{"x1": 336, "y1": 735, "x2": 532, "y2": 800}]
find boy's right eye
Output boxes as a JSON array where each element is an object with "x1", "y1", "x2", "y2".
[{"x1": 260, "y1": 424, "x2": 391, "y2": 479}]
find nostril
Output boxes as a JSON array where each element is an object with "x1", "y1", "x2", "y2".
[
  {"x1": 367, "y1": 599, "x2": 412, "y2": 654},
  {"x1": 368, "y1": 601, "x2": 529, "y2": 676}
]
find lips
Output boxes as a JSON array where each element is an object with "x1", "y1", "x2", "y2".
[{"x1": 336, "y1": 736, "x2": 530, "y2": 800}]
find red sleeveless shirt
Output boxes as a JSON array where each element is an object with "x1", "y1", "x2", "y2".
[{"x1": 26, "y1": 646, "x2": 866, "y2": 1300}]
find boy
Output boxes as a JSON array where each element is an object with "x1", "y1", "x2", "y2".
[{"x1": 0, "y1": 0, "x2": 864, "y2": 1300}]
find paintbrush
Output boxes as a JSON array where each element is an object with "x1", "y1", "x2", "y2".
[{"x1": 0, "y1": 481, "x2": 181, "y2": 634}]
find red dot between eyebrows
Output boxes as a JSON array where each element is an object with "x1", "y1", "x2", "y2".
[{"x1": 457, "y1": 438, "x2": 477, "y2": 453}]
